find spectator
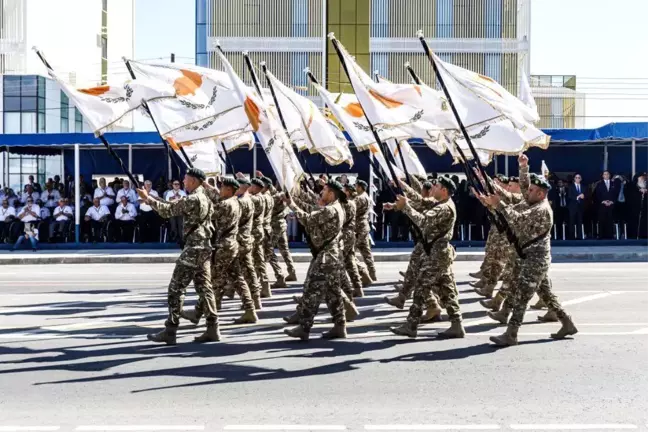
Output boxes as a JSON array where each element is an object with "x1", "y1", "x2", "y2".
[
  {"x1": 628, "y1": 173, "x2": 648, "y2": 239},
  {"x1": 11, "y1": 222, "x2": 39, "y2": 252},
  {"x1": 0, "y1": 186, "x2": 5, "y2": 202},
  {"x1": 53, "y1": 175, "x2": 62, "y2": 191},
  {"x1": 116, "y1": 179, "x2": 138, "y2": 206},
  {"x1": 94, "y1": 177, "x2": 115, "y2": 207},
  {"x1": 340, "y1": 174, "x2": 349, "y2": 185},
  {"x1": 114, "y1": 195, "x2": 136, "y2": 242},
  {"x1": 137, "y1": 180, "x2": 160, "y2": 243},
  {"x1": 21, "y1": 184, "x2": 40, "y2": 205},
  {"x1": 613, "y1": 174, "x2": 628, "y2": 233},
  {"x1": 594, "y1": 170, "x2": 617, "y2": 239},
  {"x1": 0, "y1": 198, "x2": 17, "y2": 242},
  {"x1": 26, "y1": 175, "x2": 42, "y2": 194},
  {"x1": 12, "y1": 197, "x2": 40, "y2": 242},
  {"x1": 164, "y1": 179, "x2": 186, "y2": 242},
  {"x1": 551, "y1": 179, "x2": 569, "y2": 237},
  {"x1": 5, "y1": 188, "x2": 18, "y2": 208},
  {"x1": 41, "y1": 182, "x2": 61, "y2": 209},
  {"x1": 84, "y1": 197, "x2": 110, "y2": 243},
  {"x1": 38, "y1": 200, "x2": 51, "y2": 220},
  {"x1": 567, "y1": 173, "x2": 586, "y2": 239},
  {"x1": 50, "y1": 198, "x2": 73, "y2": 241}
]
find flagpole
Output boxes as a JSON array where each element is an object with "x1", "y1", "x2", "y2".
[
  {"x1": 33, "y1": 48, "x2": 141, "y2": 188},
  {"x1": 122, "y1": 58, "x2": 193, "y2": 169},
  {"x1": 219, "y1": 141, "x2": 236, "y2": 174}
]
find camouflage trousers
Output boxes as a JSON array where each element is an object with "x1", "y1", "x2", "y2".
[
  {"x1": 480, "y1": 225, "x2": 498, "y2": 271},
  {"x1": 268, "y1": 220, "x2": 296, "y2": 277},
  {"x1": 399, "y1": 243, "x2": 442, "y2": 307},
  {"x1": 263, "y1": 226, "x2": 283, "y2": 280},
  {"x1": 297, "y1": 250, "x2": 345, "y2": 331},
  {"x1": 205, "y1": 241, "x2": 254, "y2": 312},
  {"x1": 355, "y1": 227, "x2": 376, "y2": 276},
  {"x1": 342, "y1": 231, "x2": 362, "y2": 292},
  {"x1": 252, "y1": 231, "x2": 269, "y2": 285},
  {"x1": 406, "y1": 245, "x2": 461, "y2": 329},
  {"x1": 166, "y1": 247, "x2": 217, "y2": 328},
  {"x1": 240, "y1": 242, "x2": 262, "y2": 299},
  {"x1": 504, "y1": 251, "x2": 567, "y2": 328},
  {"x1": 481, "y1": 230, "x2": 509, "y2": 285}
]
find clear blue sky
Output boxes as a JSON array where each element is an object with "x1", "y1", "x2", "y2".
[{"x1": 135, "y1": 0, "x2": 648, "y2": 128}]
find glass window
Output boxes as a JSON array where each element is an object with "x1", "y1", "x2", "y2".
[
  {"x1": 38, "y1": 112, "x2": 46, "y2": 133},
  {"x1": 38, "y1": 97, "x2": 45, "y2": 112},
  {"x1": 21, "y1": 96, "x2": 37, "y2": 111},
  {"x1": 3, "y1": 76, "x2": 21, "y2": 97},
  {"x1": 4, "y1": 112, "x2": 21, "y2": 133},
  {"x1": 21, "y1": 76, "x2": 37, "y2": 97},
  {"x1": 22, "y1": 112, "x2": 37, "y2": 133},
  {"x1": 552, "y1": 75, "x2": 563, "y2": 87},
  {"x1": 3, "y1": 96, "x2": 21, "y2": 111},
  {"x1": 37, "y1": 76, "x2": 46, "y2": 98},
  {"x1": 75, "y1": 108, "x2": 83, "y2": 132}
]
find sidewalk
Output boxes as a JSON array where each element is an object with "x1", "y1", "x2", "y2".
[{"x1": 0, "y1": 246, "x2": 645, "y2": 265}]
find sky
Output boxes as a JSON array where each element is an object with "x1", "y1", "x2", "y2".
[{"x1": 135, "y1": 0, "x2": 648, "y2": 129}]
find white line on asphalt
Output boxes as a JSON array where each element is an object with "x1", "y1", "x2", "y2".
[
  {"x1": 75, "y1": 426, "x2": 204, "y2": 431},
  {"x1": 0, "y1": 428, "x2": 60, "y2": 431},
  {"x1": 510, "y1": 424, "x2": 637, "y2": 430},
  {"x1": 224, "y1": 426, "x2": 346, "y2": 431},
  {"x1": 365, "y1": 426, "x2": 500, "y2": 431}
]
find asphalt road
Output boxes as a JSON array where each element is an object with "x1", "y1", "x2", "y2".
[{"x1": 0, "y1": 260, "x2": 647, "y2": 432}]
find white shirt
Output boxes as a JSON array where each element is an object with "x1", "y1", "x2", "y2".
[
  {"x1": 164, "y1": 189, "x2": 186, "y2": 201},
  {"x1": 605, "y1": 180, "x2": 610, "y2": 190},
  {"x1": 0, "y1": 206, "x2": 16, "y2": 222},
  {"x1": 139, "y1": 189, "x2": 159, "y2": 212},
  {"x1": 54, "y1": 206, "x2": 73, "y2": 222},
  {"x1": 85, "y1": 205, "x2": 110, "y2": 221},
  {"x1": 94, "y1": 186, "x2": 115, "y2": 206},
  {"x1": 41, "y1": 189, "x2": 61, "y2": 208},
  {"x1": 115, "y1": 203, "x2": 136, "y2": 221},
  {"x1": 19, "y1": 204, "x2": 41, "y2": 222},
  {"x1": 21, "y1": 191, "x2": 40, "y2": 204},
  {"x1": 117, "y1": 188, "x2": 138, "y2": 205},
  {"x1": 40, "y1": 207, "x2": 51, "y2": 219}
]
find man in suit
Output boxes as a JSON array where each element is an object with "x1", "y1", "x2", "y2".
[
  {"x1": 594, "y1": 170, "x2": 617, "y2": 239},
  {"x1": 552, "y1": 179, "x2": 569, "y2": 238},
  {"x1": 567, "y1": 173, "x2": 586, "y2": 239}
]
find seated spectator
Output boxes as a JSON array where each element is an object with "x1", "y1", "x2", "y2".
[
  {"x1": 113, "y1": 195, "x2": 136, "y2": 242},
  {"x1": 12, "y1": 198, "x2": 40, "y2": 242},
  {"x1": 84, "y1": 197, "x2": 110, "y2": 243},
  {"x1": 41, "y1": 182, "x2": 61, "y2": 209},
  {"x1": 4, "y1": 188, "x2": 19, "y2": 208},
  {"x1": 38, "y1": 200, "x2": 51, "y2": 220},
  {"x1": 0, "y1": 186, "x2": 5, "y2": 202},
  {"x1": 137, "y1": 180, "x2": 160, "y2": 243},
  {"x1": 50, "y1": 198, "x2": 73, "y2": 241},
  {"x1": 164, "y1": 179, "x2": 186, "y2": 242},
  {"x1": 0, "y1": 198, "x2": 17, "y2": 242},
  {"x1": 26, "y1": 175, "x2": 42, "y2": 194},
  {"x1": 21, "y1": 184, "x2": 40, "y2": 205},
  {"x1": 94, "y1": 177, "x2": 115, "y2": 207},
  {"x1": 11, "y1": 222, "x2": 39, "y2": 252},
  {"x1": 116, "y1": 179, "x2": 138, "y2": 206}
]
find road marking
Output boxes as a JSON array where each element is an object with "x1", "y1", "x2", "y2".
[
  {"x1": 76, "y1": 426, "x2": 204, "y2": 431},
  {"x1": 0, "y1": 428, "x2": 60, "y2": 432},
  {"x1": 365, "y1": 426, "x2": 500, "y2": 431},
  {"x1": 510, "y1": 425, "x2": 637, "y2": 430},
  {"x1": 224, "y1": 426, "x2": 346, "y2": 431}
]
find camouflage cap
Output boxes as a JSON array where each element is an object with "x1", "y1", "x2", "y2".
[
  {"x1": 260, "y1": 176, "x2": 273, "y2": 187},
  {"x1": 237, "y1": 177, "x2": 251, "y2": 186},
  {"x1": 437, "y1": 176, "x2": 457, "y2": 194},
  {"x1": 326, "y1": 180, "x2": 345, "y2": 194},
  {"x1": 355, "y1": 179, "x2": 368, "y2": 190},
  {"x1": 221, "y1": 177, "x2": 240, "y2": 190},
  {"x1": 250, "y1": 178, "x2": 265, "y2": 188},
  {"x1": 422, "y1": 181, "x2": 434, "y2": 190},
  {"x1": 530, "y1": 173, "x2": 551, "y2": 190},
  {"x1": 186, "y1": 167, "x2": 206, "y2": 182},
  {"x1": 509, "y1": 176, "x2": 519, "y2": 183},
  {"x1": 496, "y1": 174, "x2": 510, "y2": 184}
]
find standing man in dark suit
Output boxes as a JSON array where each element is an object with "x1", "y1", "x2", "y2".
[
  {"x1": 552, "y1": 179, "x2": 569, "y2": 238},
  {"x1": 567, "y1": 173, "x2": 586, "y2": 239},
  {"x1": 594, "y1": 170, "x2": 617, "y2": 239}
]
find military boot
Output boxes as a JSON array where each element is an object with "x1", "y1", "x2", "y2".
[
  {"x1": 551, "y1": 315, "x2": 578, "y2": 339},
  {"x1": 224, "y1": 287, "x2": 235, "y2": 300},
  {"x1": 421, "y1": 302, "x2": 442, "y2": 323},
  {"x1": 147, "y1": 327, "x2": 177, "y2": 345},
  {"x1": 292, "y1": 295, "x2": 302, "y2": 304},
  {"x1": 233, "y1": 309, "x2": 258, "y2": 324},
  {"x1": 489, "y1": 326, "x2": 518, "y2": 346},
  {"x1": 321, "y1": 323, "x2": 347, "y2": 339},
  {"x1": 271, "y1": 275, "x2": 288, "y2": 289},
  {"x1": 353, "y1": 286, "x2": 364, "y2": 298},
  {"x1": 384, "y1": 293, "x2": 406, "y2": 310},
  {"x1": 537, "y1": 309, "x2": 558, "y2": 322},
  {"x1": 181, "y1": 309, "x2": 201, "y2": 325},
  {"x1": 437, "y1": 321, "x2": 466, "y2": 339},
  {"x1": 261, "y1": 281, "x2": 273, "y2": 298},
  {"x1": 469, "y1": 269, "x2": 483, "y2": 279},
  {"x1": 284, "y1": 325, "x2": 309, "y2": 341},
  {"x1": 530, "y1": 297, "x2": 547, "y2": 310},
  {"x1": 253, "y1": 296, "x2": 263, "y2": 311},
  {"x1": 283, "y1": 311, "x2": 300, "y2": 324},
  {"x1": 361, "y1": 271, "x2": 373, "y2": 287},
  {"x1": 487, "y1": 304, "x2": 510, "y2": 324},
  {"x1": 389, "y1": 323, "x2": 417, "y2": 338},
  {"x1": 394, "y1": 282, "x2": 404, "y2": 293},
  {"x1": 475, "y1": 283, "x2": 496, "y2": 299},
  {"x1": 369, "y1": 268, "x2": 378, "y2": 282},
  {"x1": 285, "y1": 268, "x2": 298, "y2": 282},
  {"x1": 216, "y1": 298, "x2": 222, "y2": 311},
  {"x1": 194, "y1": 324, "x2": 221, "y2": 343},
  {"x1": 469, "y1": 279, "x2": 485, "y2": 289},
  {"x1": 344, "y1": 301, "x2": 360, "y2": 322}
]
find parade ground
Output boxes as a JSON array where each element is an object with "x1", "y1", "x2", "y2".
[{"x1": 1, "y1": 260, "x2": 647, "y2": 431}]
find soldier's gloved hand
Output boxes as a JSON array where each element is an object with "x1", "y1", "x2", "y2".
[
  {"x1": 383, "y1": 202, "x2": 395, "y2": 211},
  {"x1": 518, "y1": 153, "x2": 529, "y2": 168},
  {"x1": 394, "y1": 194, "x2": 408, "y2": 211},
  {"x1": 282, "y1": 191, "x2": 292, "y2": 205}
]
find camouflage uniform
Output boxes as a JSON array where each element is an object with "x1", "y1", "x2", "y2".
[
  {"x1": 400, "y1": 197, "x2": 462, "y2": 330},
  {"x1": 261, "y1": 189, "x2": 277, "y2": 279},
  {"x1": 268, "y1": 185, "x2": 296, "y2": 278},
  {"x1": 340, "y1": 198, "x2": 362, "y2": 295},
  {"x1": 250, "y1": 191, "x2": 269, "y2": 287},
  {"x1": 237, "y1": 191, "x2": 262, "y2": 302},
  {"x1": 354, "y1": 190, "x2": 377, "y2": 280},
  {"x1": 147, "y1": 185, "x2": 218, "y2": 328},
  {"x1": 288, "y1": 197, "x2": 346, "y2": 332},
  {"x1": 203, "y1": 188, "x2": 254, "y2": 312}
]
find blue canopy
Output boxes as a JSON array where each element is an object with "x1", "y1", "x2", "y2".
[
  {"x1": 542, "y1": 122, "x2": 648, "y2": 144},
  {"x1": 0, "y1": 131, "x2": 162, "y2": 147}
]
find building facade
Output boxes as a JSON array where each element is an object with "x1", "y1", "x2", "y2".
[
  {"x1": 196, "y1": 0, "x2": 531, "y2": 97},
  {"x1": 531, "y1": 74, "x2": 586, "y2": 129}
]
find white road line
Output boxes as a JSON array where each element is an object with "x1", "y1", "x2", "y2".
[
  {"x1": 0, "y1": 428, "x2": 60, "y2": 432},
  {"x1": 76, "y1": 426, "x2": 204, "y2": 431},
  {"x1": 510, "y1": 424, "x2": 637, "y2": 430},
  {"x1": 224, "y1": 426, "x2": 346, "y2": 431},
  {"x1": 365, "y1": 426, "x2": 500, "y2": 431}
]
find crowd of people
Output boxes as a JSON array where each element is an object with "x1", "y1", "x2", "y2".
[{"x1": 1, "y1": 169, "x2": 646, "y2": 250}]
